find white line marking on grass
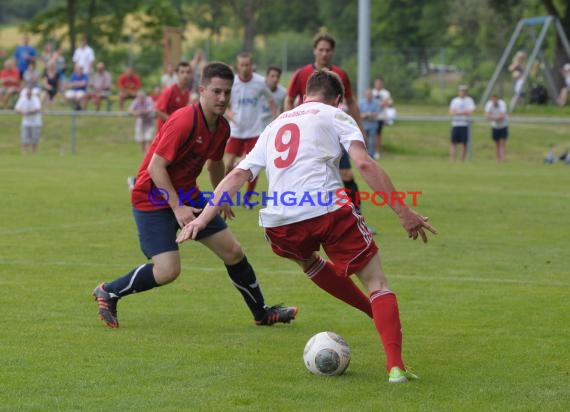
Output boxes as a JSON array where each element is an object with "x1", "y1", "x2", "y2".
[{"x1": 0, "y1": 260, "x2": 567, "y2": 288}]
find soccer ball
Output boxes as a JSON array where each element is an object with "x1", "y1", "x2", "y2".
[{"x1": 303, "y1": 331, "x2": 351, "y2": 376}]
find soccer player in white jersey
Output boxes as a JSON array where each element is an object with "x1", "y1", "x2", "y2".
[
  {"x1": 224, "y1": 52, "x2": 277, "y2": 204},
  {"x1": 260, "y1": 65, "x2": 287, "y2": 128},
  {"x1": 177, "y1": 69, "x2": 437, "y2": 383}
]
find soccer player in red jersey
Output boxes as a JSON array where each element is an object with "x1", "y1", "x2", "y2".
[
  {"x1": 285, "y1": 33, "x2": 372, "y2": 224},
  {"x1": 154, "y1": 61, "x2": 193, "y2": 131},
  {"x1": 94, "y1": 62, "x2": 297, "y2": 329},
  {"x1": 177, "y1": 70, "x2": 437, "y2": 382}
]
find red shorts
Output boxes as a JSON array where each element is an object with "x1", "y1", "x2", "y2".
[
  {"x1": 224, "y1": 136, "x2": 259, "y2": 156},
  {"x1": 264, "y1": 205, "x2": 378, "y2": 277}
]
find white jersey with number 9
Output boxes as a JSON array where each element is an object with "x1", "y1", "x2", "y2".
[{"x1": 237, "y1": 101, "x2": 364, "y2": 228}]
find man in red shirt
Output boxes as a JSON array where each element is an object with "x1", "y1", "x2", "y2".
[
  {"x1": 154, "y1": 61, "x2": 193, "y2": 131},
  {"x1": 0, "y1": 58, "x2": 21, "y2": 108},
  {"x1": 117, "y1": 66, "x2": 141, "y2": 110},
  {"x1": 93, "y1": 61, "x2": 297, "y2": 329}
]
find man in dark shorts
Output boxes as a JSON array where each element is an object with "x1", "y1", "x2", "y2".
[
  {"x1": 448, "y1": 85, "x2": 475, "y2": 161},
  {"x1": 93, "y1": 62, "x2": 297, "y2": 329}
]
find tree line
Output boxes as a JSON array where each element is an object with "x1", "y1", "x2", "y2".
[{"x1": 2, "y1": 0, "x2": 569, "y2": 102}]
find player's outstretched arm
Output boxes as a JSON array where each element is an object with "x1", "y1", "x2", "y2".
[
  {"x1": 348, "y1": 141, "x2": 438, "y2": 243},
  {"x1": 176, "y1": 168, "x2": 252, "y2": 243}
]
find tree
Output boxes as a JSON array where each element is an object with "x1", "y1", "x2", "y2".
[{"x1": 542, "y1": 0, "x2": 570, "y2": 70}]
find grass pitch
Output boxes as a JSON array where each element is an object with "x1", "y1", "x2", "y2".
[{"x1": 1, "y1": 111, "x2": 569, "y2": 411}]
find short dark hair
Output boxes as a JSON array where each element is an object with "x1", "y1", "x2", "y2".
[
  {"x1": 176, "y1": 61, "x2": 191, "y2": 72},
  {"x1": 236, "y1": 51, "x2": 252, "y2": 61},
  {"x1": 312, "y1": 32, "x2": 336, "y2": 50},
  {"x1": 266, "y1": 65, "x2": 282, "y2": 76},
  {"x1": 306, "y1": 69, "x2": 344, "y2": 102},
  {"x1": 201, "y1": 61, "x2": 234, "y2": 86}
]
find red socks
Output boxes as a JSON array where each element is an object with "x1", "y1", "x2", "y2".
[
  {"x1": 370, "y1": 290, "x2": 404, "y2": 371},
  {"x1": 305, "y1": 257, "x2": 373, "y2": 318}
]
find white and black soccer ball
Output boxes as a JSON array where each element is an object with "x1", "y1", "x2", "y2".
[{"x1": 303, "y1": 331, "x2": 351, "y2": 376}]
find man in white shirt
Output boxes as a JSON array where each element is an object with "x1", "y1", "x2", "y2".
[
  {"x1": 15, "y1": 86, "x2": 42, "y2": 154},
  {"x1": 484, "y1": 94, "x2": 509, "y2": 162},
  {"x1": 224, "y1": 52, "x2": 277, "y2": 205},
  {"x1": 449, "y1": 85, "x2": 476, "y2": 161},
  {"x1": 177, "y1": 69, "x2": 437, "y2": 384},
  {"x1": 72, "y1": 36, "x2": 95, "y2": 75}
]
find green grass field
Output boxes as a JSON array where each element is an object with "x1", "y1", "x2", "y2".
[{"x1": 1, "y1": 110, "x2": 569, "y2": 411}]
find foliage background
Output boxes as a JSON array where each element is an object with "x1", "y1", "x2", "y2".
[{"x1": 1, "y1": 0, "x2": 570, "y2": 104}]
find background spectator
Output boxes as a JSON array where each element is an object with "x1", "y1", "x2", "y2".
[
  {"x1": 42, "y1": 61, "x2": 59, "y2": 106},
  {"x1": 0, "y1": 58, "x2": 21, "y2": 108},
  {"x1": 117, "y1": 66, "x2": 141, "y2": 111},
  {"x1": 484, "y1": 93, "x2": 509, "y2": 162},
  {"x1": 15, "y1": 86, "x2": 42, "y2": 154},
  {"x1": 22, "y1": 61, "x2": 41, "y2": 96},
  {"x1": 40, "y1": 42, "x2": 55, "y2": 72},
  {"x1": 371, "y1": 76, "x2": 393, "y2": 159},
  {"x1": 51, "y1": 47, "x2": 67, "y2": 81},
  {"x1": 557, "y1": 63, "x2": 570, "y2": 106},
  {"x1": 359, "y1": 88, "x2": 381, "y2": 157},
  {"x1": 449, "y1": 85, "x2": 476, "y2": 161},
  {"x1": 508, "y1": 50, "x2": 526, "y2": 75},
  {"x1": 508, "y1": 50, "x2": 526, "y2": 105},
  {"x1": 160, "y1": 63, "x2": 178, "y2": 90},
  {"x1": 14, "y1": 34, "x2": 36, "y2": 79},
  {"x1": 64, "y1": 64, "x2": 89, "y2": 110},
  {"x1": 128, "y1": 90, "x2": 155, "y2": 153},
  {"x1": 87, "y1": 61, "x2": 112, "y2": 111},
  {"x1": 72, "y1": 35, "x2": 95, "y2": 75}
]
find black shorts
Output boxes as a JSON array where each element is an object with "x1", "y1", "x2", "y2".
[
  {"x1": 451, "y1": 126, "x2": 469, "y2": 144},
  {"x1": 492, "y1": 127, "x2": 508, "y2": 141},
  {"x1": 132, "y1": 207, "x2": 227, "y2": 259}
]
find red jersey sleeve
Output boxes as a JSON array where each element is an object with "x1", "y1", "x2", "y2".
[{"x1": 287, "y1": 68, "x2": 303, "y2": 100}]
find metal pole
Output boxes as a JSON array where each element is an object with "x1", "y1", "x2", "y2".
[
  {"x1": 357, "y1": 0, "x2": 370, "y2": 100},
  {"x1": 70, "y1": 111, "x2": 77, "y2": 155},
  {"x1": 527, "y1": 26, "x2": 558, "y2": 105},
  {"x1": 481, "y1": 19, "x2": 525, "y2": 107},
  {"x1": 510, "y1": 16, "x2": 553, "y2": 112}
]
